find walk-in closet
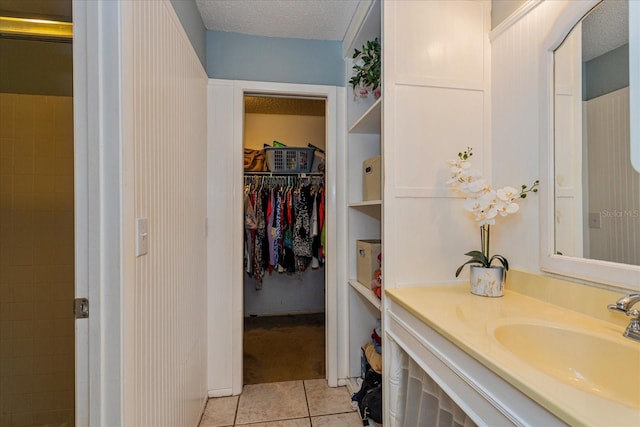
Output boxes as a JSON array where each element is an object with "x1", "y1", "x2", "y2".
[{"x1": 242, "y1": 95, "x2": 327, "y2": 385}]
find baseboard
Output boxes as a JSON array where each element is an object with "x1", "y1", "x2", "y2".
[
  {"x1": 208, "y1": 388, "x2": 233, "y2": 398},
  {"x1": 195, "y1": 394, "x2": 208, "y2": 427}
]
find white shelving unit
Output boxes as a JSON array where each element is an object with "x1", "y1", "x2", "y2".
[
  {"x1": 344, "y1": 0, "x2": 383, "y2": 385},
  {"x1": 348, "y1": 280, "x2": 381, "y2": 311},
  {"x1": 349, "y1": 98, "x2": 382, "y2": 134}
]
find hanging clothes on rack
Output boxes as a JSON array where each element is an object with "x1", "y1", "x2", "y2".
[{"x1": 243, "y1": 174, "x2": 325, "y2": 289}]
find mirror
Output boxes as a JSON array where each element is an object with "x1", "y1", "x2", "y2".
[{"x1": 553, "y1": 0, "x2": 640, "y2": 267}]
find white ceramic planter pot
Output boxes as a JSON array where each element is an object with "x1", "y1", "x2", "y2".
[{"x1": 469, "y1": 266, "x2": 505, "y2": 297}]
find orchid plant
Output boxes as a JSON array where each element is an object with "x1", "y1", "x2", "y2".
[{"x1": 447, "y1": 148, "x2": 538, "y2": 277}]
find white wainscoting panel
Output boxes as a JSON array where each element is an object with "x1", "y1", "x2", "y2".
[
  {"x1": 122, "y1": 1, "x2": 208, "y2": 425},
  {"x1": 382, "y1": 0, "x2": 491, "y2": 288},
  {"x1": 491, "y1": 0, "x2": 567, "y2": 273},
  {"x1": 392, "y1": 0, "x2": 486, "y2": 90},
  {"x1": 586, "y1": 88, "x2": 639, "y2": 265},
  {"x1": 392, "y1": 85, "x2": 485, "y2": 193}
]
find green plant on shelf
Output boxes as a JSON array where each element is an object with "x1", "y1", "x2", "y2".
[{"x1": 349, "y1": 37, "x2": 381, "y2": 100}]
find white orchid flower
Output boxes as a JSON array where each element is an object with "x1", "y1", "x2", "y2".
[
  {"x1": 477, "y1": 190, "x2": 496, "y2": 208},
  {"x1": 466, "y1": 178, "x2": 488, "y2": 193},
  {"x1": 495, "y1": 200, "x2": 520, "y2": 216},
  {"x1": 476, "y1": 209, "x2": 497, "y2": 226},
  {"x1": 447, "y1": 161, "x2": 473, "y2": 185},
  {"x1": 463, "y1": 197, "x2": 481, "y2": 212},
  {"x1": 497, "y1": 186, "x2": 519, "y2": 201}
]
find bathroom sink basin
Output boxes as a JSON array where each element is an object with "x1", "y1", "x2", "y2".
[{"x1": 490, "y1": 320, "x2": 640, "y2": 408}]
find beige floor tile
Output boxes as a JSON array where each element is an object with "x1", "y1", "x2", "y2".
[
  {"x1": 235, "y1": 381, "x2": 309, "y2": 425},
  {"x1": 236, "y1": 418, "x2": 311, "y2": 427},
  {"x1": 199, "y1": 395, "x2": 238, "y2": 427},
  {"x1": 303, "y1": 379, "x2": 354, "y2": 417},
  {"x1": 310, "y1": 412, "x2": 363, "y2": 426}
]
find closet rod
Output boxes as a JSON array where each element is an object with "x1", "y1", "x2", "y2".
[{"x1": 243, "y1": 172, "x2": 324, "y2": 177}]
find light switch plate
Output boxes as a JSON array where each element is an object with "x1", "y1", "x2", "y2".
[
  {"x1": 136, "y1": 217, "x2": 149, "y2": 256},
  {"x1": 588, "y1": 212, "x2": 601, "y2": 229}
]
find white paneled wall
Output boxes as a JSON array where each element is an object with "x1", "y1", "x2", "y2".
[
  {"x1": 388, "y1": 347, "x2": 477, "y2": 427},
  {"x1": 491, "y1": 1, "x2": 567, "y2": 273},
  {"x1": 123, "y1": 1, "x2": 208, "y2": 425},
  {"x1": 382, "y1": 0, "x2": 491, "y2": 287},
  {"x1": 586, "y1": 88, "x2": 639, "y2": 265}
]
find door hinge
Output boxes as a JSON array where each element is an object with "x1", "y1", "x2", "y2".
[{"x1": 74, "y1": 298, "x2": 89, "y2": 319}]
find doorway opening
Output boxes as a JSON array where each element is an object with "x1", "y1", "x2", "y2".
[
  {"x1": 0, "y1": 4, "x2": 75, "y2": 425},
  {"x1": 242, "y1": 94, "x2": 327, "y2": 385}
]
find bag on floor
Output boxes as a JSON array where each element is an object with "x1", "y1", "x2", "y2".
[
  {"x1": 351, "y1": 368, "x2": 382, "y2": 425},
  {"x1": 359, "y1": 383, "x2": 382, "y2": 425}
]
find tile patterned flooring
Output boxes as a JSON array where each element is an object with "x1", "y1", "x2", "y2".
[{"x1": 199, "y1": 379, "x2": 362, "y2": 427}]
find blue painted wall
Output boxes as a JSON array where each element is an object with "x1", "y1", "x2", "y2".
[
  {"x1": 170, "y1": 0, "x2": 207, "y2": 68},
  {"x1": 206, "y1": 30, "x2": 345, "y2": 86},
  {"x1": 584, "y1": 43, "x2": 629, "y2": 100}
]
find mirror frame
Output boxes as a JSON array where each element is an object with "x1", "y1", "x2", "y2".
[
  {"x1": 632, "y1": 1, "x2": 640, "y2": 173},
  {"x1": 540, "y1": 0, "x2": 640, "y2": 292}
]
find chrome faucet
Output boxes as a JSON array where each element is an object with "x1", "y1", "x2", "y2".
[{"x1": 608, "y1": 294, "x2": 640, "y2": 342}]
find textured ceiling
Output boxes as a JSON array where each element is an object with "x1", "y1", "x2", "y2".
[
  {"x1": 245, "y1": 96, "x2": 325, "y2": 116},
  {"x1": 582, "y1": 0, "x2": 628, "y2": 62},
  {"x1": 196, "y1": 0, "x2": 359, "y2": 40}
]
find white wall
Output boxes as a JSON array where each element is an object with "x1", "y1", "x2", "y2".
[
  {"x1": 121, "y1": 1, "x2": 208, "y2": 425},
  {"x1": 491, "y1": 1, "x2": 567, "y2": 274},
  {"x1": 586, "y1": 88, "x2": 640, "y2": 265},
  {"x1": 207, "y1": 81, "x2": 236, "y2": 397},
  {"x1": 382, "y1": 0, "x2": 491, "y2": 288}
]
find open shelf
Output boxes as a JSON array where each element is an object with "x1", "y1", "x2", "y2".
[
  {"x1": 348, "y1": 201, "x2": 381, "y2": 221},
  {"x1": 349, "y1": 280, "x2": 382, "y2": 311},
  {"x1": 349, "y1": 98, "x2": 382, "y2": 134},
  {"x1": 349, "y1": 199, "x2": 382, "y2": 207}
]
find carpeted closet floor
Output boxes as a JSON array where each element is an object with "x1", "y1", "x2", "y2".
[{"x1": 243, "y1": 313, "x2": 326, "y2": 385}]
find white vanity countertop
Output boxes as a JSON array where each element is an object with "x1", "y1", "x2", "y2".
[{"x1": 386, "y1": 284, "x2": 640, "y2": 427}]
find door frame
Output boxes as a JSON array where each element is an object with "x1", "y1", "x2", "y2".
[
  {"x1": 207, "y1": 79, "x2": 344, "y2": 395},
  {"x1": 73, "y1": 0, "x2": 124, "y2": 424}
]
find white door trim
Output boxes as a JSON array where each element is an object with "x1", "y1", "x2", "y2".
[
  {"x1": 72, "y1": 1, "x2": 90, "y2": 423},
  {"x1": 207, "y1": 79, "x2": 343, "y2": 395},
  {"x1": 73, "y1": 0, "x2": 124, "y2": 424}
]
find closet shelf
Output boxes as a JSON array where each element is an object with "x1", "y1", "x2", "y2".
[
  {"x1": 349, "y1": 98, "x2": 381, "y2": 134},
  {"x1": 349, "y1": 280, "x2": 382, "y2": 311},
  {"x1": 349, "y1": 200, "x2": 382, "y2": 207}
]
